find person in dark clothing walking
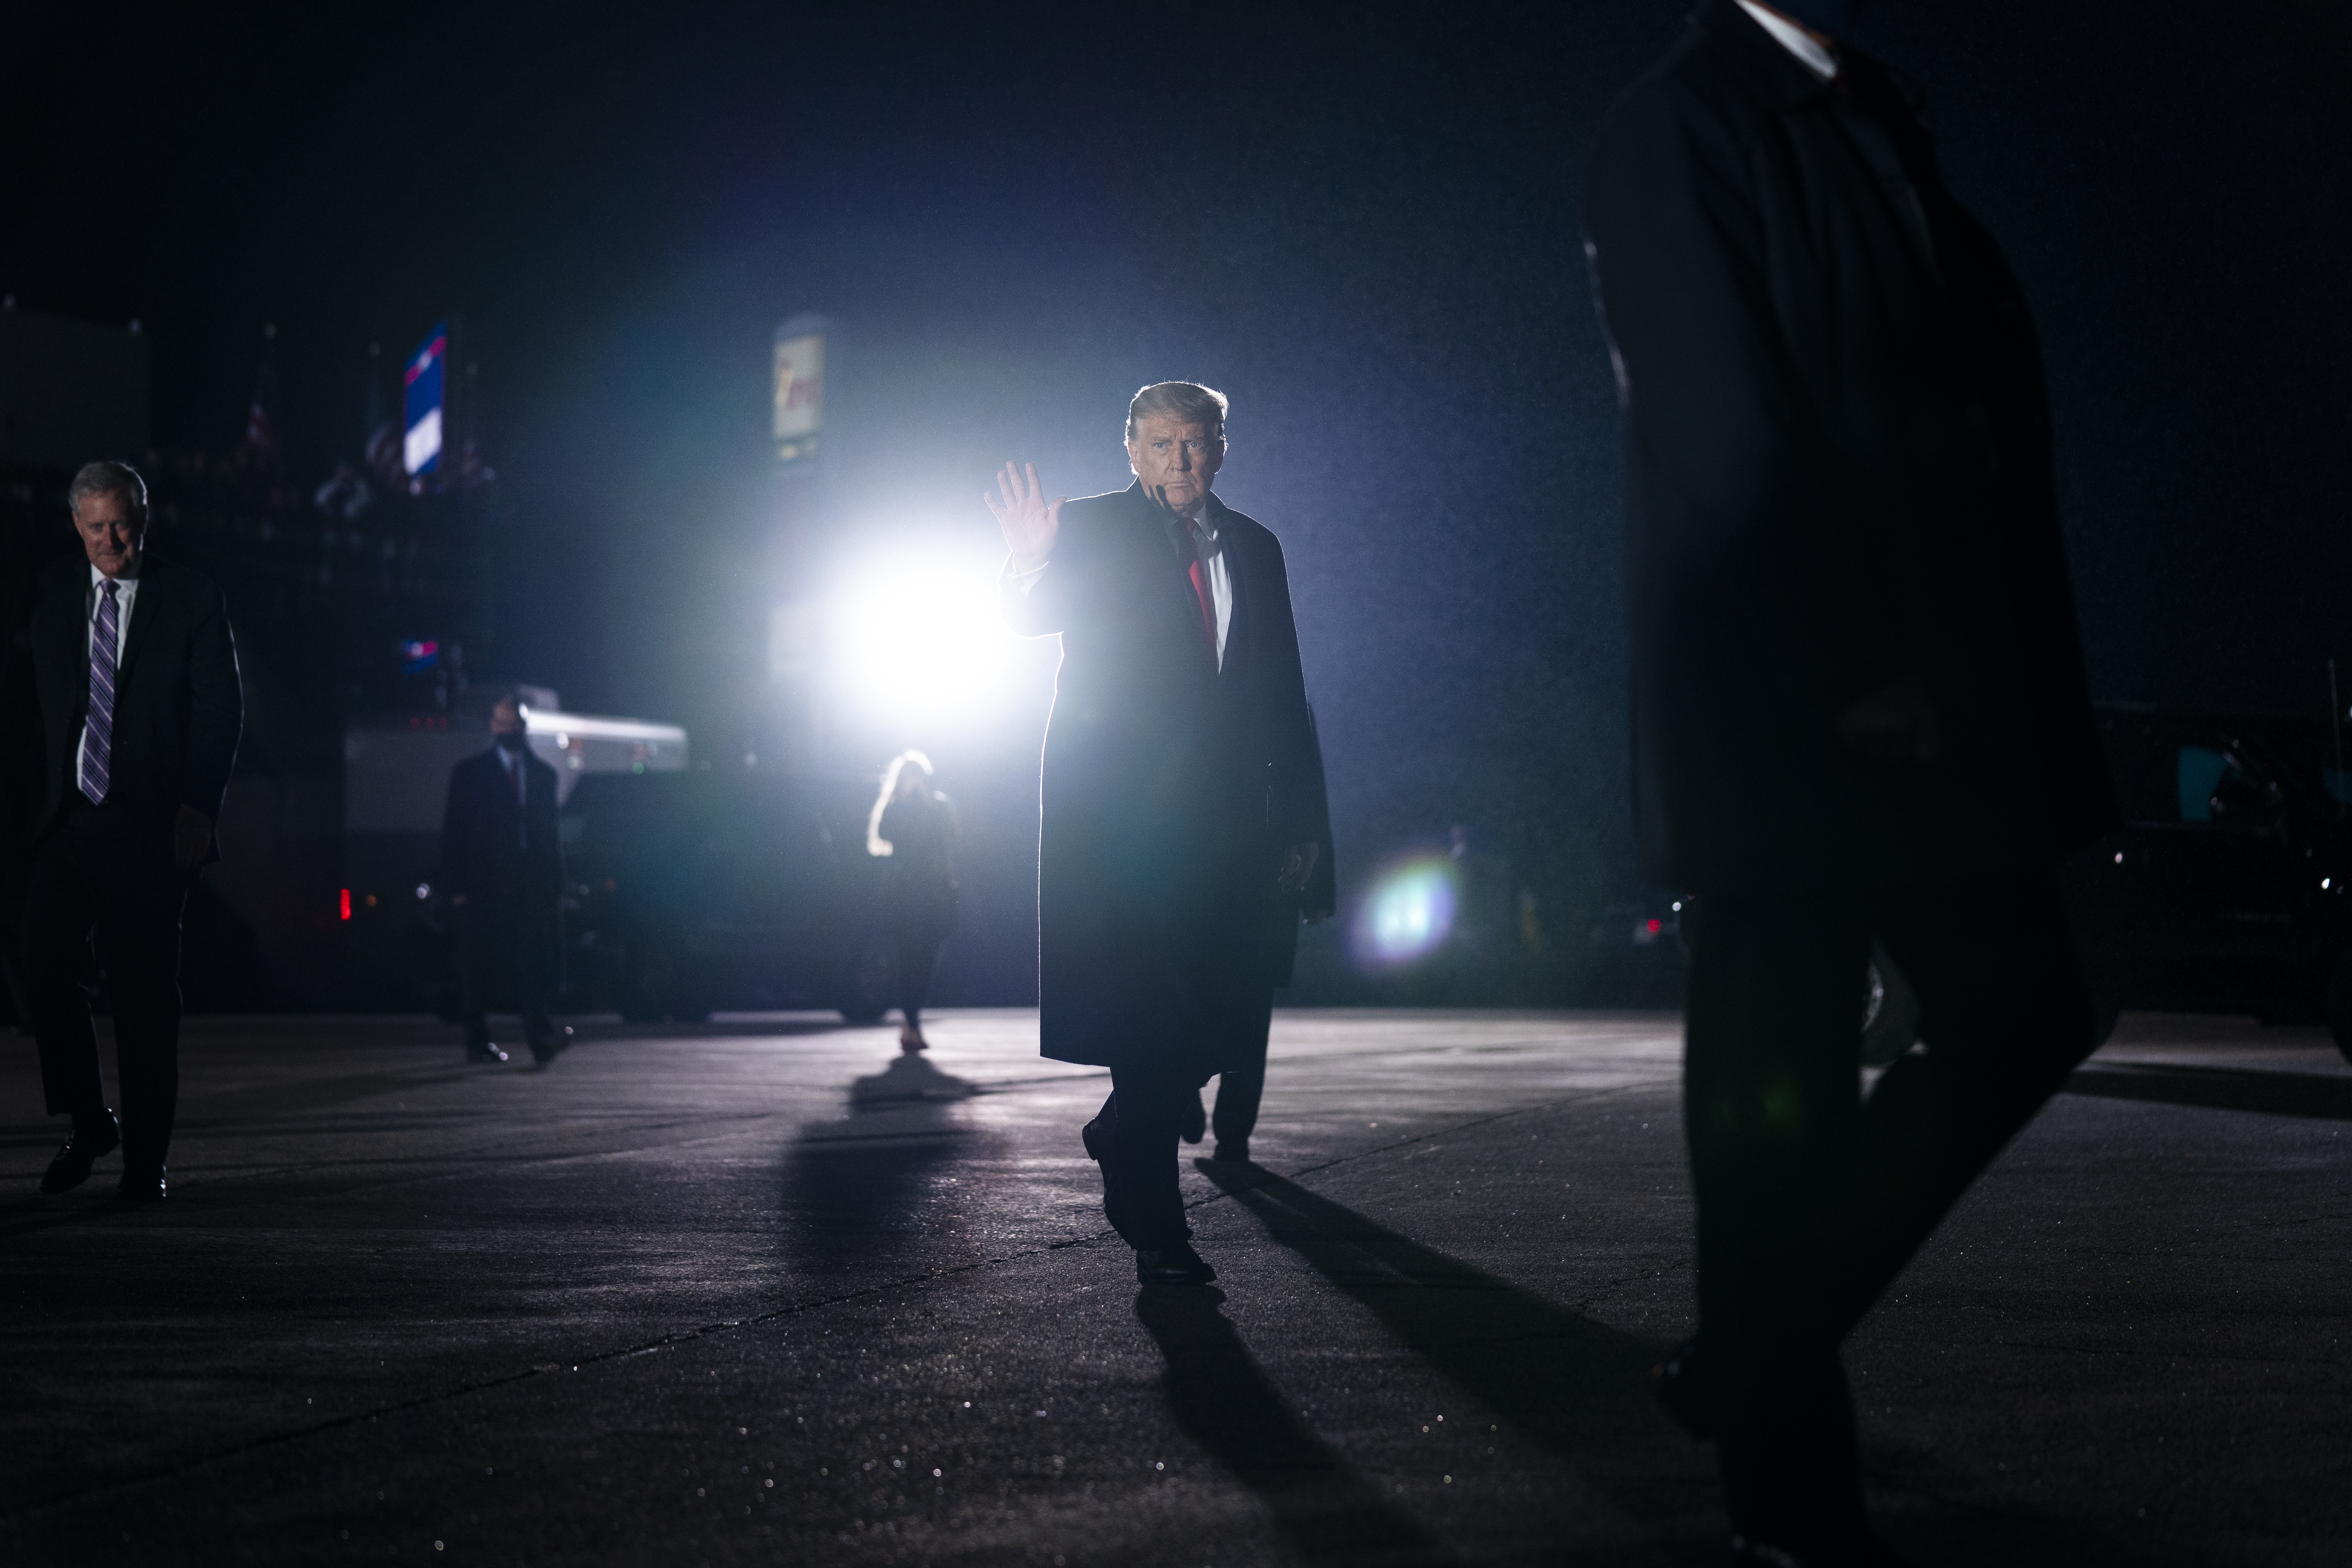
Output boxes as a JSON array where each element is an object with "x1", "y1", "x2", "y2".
[
  {"x1": 439, "y1": 693, "x2": 564, "y2": 1065},
  {"x1": 867, "y1": 749, "x2": 958, "y2": 1053},
  {"x1": 991, "y1": 380, "x2": 1328, "y2": 1288},
  {"x1": 20, "y1": 461, "x2": 242, "y2": 1202},
  {"x1": 1584, "y1": 3, "x2": 2116, "y2": 1563}
]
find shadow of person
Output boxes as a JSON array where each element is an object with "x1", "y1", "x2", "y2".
[
  {"x1": 1194, "y1": 1165, "x2": 2152, "y2": 1564},
  {"x1": 1133, "y1": 1285, "x2": 1454, "y2": 1568},
  {"x1": 849, "y1": 1053, "x2": 979, "y2": 1107},
  {"x1": 2064, "y1": 1060, "x2": 2352, "y2": 1120},
  {"x1": 1194, "y1": 1160, "x2": 1719, "y2": 1545},
  {"x1": 786, "y1": 1057, "x2": 985, "y2": 1277}
]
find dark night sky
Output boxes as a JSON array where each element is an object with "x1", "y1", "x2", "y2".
[{"x1": 6, "y1": 0, "x2": 2351, "y2": 918}]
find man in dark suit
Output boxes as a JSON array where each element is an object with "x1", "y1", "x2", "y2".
[
  {"x1": 22, "y1": 461, "x2": 242, "y2": 1201},
  {"x1": 991, "y1": 381, "x2": 1330, "y2": 1286},
  {"x1": 1584, "y1": 3, "x2": 2116, "y2": 1562},
  {"x1": 439, "y1": 692, "x2": 564, "y2": 1064}
]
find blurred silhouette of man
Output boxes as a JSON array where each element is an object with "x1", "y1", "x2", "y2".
[
  {"x1": 991, "y1": 381, "x2": 1330, "y2": 1286},
  {"x1": 1585, "y1": 2, "x2": 2116, "y2": 1563},
  {"x1": 439, "y1": 693, "x2": 563, "y2": 1065},
  {"x1": 21, "y1": 461, "x2": 242, "y2": 1201}
]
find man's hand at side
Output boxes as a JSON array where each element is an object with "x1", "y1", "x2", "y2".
[
  {"x1": 985, "y1": 461, "x2": 1063, "y2": 572},
  {"x1": 1277, "y1": 842, "x2": 1320, "y2": 897},
  {"x1": 1838, "y1": 675, "x2": 1943, "y2": 763},
  {"x1": 173, "y1": 806, "x2": 211, "y2": 872}
]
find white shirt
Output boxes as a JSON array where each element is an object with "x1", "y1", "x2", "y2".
[
  {"x1": 1008, "y1": 494, "x2": 1235, "y2": 670},
  {"x1": 1735, "y1": 0, "x2": 1838, "y2": 80},
  {"x1": 78, "y1": 561, "x2": 140, "y2": 797}
]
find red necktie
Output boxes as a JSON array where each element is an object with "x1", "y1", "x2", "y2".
[{"x1": 1188, "y1": 557, "x2": 1218, "y2": 660}]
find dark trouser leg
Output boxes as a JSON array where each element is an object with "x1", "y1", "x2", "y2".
[
  {"x1": 1682, "y1": 891, "x2": 1873, "y2": 1549},
  {"x1": 1683, "y1": 876, "x2": 2099, "y2": 1549},
  {"x1": 897, "y1": 930, "x2": 941, "y2": 1029},
  {"x1": 456, "y1": 902, "x2": 508, "y2": 1050},
  {"x1": 1089, "y1": 1065, "x2": 1192, "y2": 1250},
  {"x1": 517, "y1": 905, "x2": 555, "y2": 1049},
  {"x1": 1210, "y1": 988, "x2": 1275, "y2": 1145},
  {"x1": 23, "y1": 835, "x2": 107, "y2": 1122},
  {"x1": 1829, "y1": 875, "x2": 2098, "y2": 1336},
  {"x1": 92, "y1": 842, "x2": 187, "y2": 1173}
]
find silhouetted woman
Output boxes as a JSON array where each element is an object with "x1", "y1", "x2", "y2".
[{"x1": 867, "y1": 751, "x2": 959, "y2": 1053}]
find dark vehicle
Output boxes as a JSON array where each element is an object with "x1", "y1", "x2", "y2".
[
  {"x1": 559, "y1": 769, "x2": 895, "y2": 1024},
  {"x1": 2066, "y1": 703, "x2": 2352, "y2": 1061}
]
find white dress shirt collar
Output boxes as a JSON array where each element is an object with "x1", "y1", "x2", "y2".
[{"x1": 1734, "y1": 0, "x2": 1839, "y2": 80}]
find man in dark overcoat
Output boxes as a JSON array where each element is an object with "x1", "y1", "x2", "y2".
[
  {"x1": 1584, "y1": 2, "x2": 2116, "y2": 1561},
  {"x1": 439, "y1": 692, "x2": 564, "y2": 1064},
  {"x1": 21, "y1": 461, "x2": 242, "y2": 1201},
  {"x1": 992, "y1": 380, "x2": 1329, "y2": 1287}
]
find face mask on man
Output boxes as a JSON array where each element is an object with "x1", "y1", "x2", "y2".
[{"x1": 494, "y1": 730, "x2": 527, "y2": 754}]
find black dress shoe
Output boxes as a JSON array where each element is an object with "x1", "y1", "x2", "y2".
[
  {"x1": 466, "y1": 1043, "x2": 510, "y2": 1064},
  {"x1": 1180, "y1": 1091, "x2": 1207, "y2": 1145},
  {"x1": 1209, "y1": 1138, "x2": 1250, "y2": 1164},
  {"x1": 117, "y1": 1168, "x2": 167, "y2": 1201},
  {"x1": 1135, "y1": 1243, "x2": 1216, "y2": 1287},
  {"x1": 528, "y1": 1039, "x2": 557, "y2": 1064},
  {"x1": 1656, "y1": 1335, "x2": 1713, "y2": 1441},
  {"x1": 41, "y1": 1113, "x2": 121, "y2": 1194}
]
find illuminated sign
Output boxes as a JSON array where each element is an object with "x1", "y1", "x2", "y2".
[
  {"x1": 404, "y1": 321, "x2": 447, "y2": 476},
  {"x1": 773, "y1": 314, "x2": 826, "y2": 466}
]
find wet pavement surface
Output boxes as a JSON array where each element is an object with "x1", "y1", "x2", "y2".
[{"x1": 1, "y1": 1009, "x2": 2345, "y2": 1566}]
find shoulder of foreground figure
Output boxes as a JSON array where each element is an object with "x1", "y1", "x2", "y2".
[
  {"x1": 139, "y1": 554, "x2": 230, "y2": 607},
  {"x1": 1212, "y1": 496, "x2": 1268, "y2": 536},
  {"x1": 1593, "y1": 24, "x2": 1757, "y2": 153}
]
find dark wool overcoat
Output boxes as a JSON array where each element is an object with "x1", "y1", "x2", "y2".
[
  {"x1": 1003, "y1": 482, "x2": 1332, "y2": 1079},
  {"x1": 439, "y1": 746, "x2": 564, "y2": 908},
  {"x1": 24, "y1": 554, "x2": 242, "y2": 865},
  {"x1": 1583, "y1": 0, "x2": 2114, "y2": 893}
]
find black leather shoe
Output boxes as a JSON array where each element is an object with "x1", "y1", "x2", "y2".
[
  {"x1": 528, "y1": 1039, "x2": 557, "y2": 1064},
  {"x1": 1209, "y1": 1138, "x2": 1250, "y2": 1164},
  {"x1": 466, "y1": 1043, "x2": 509, "y2": 1064},
  {"x1": 1179, "y1": 1091, "x2": 1207, "y2": 1145},
  {"x1": 41, "y1": 1112, "x2": 121, "y2": 1194},
  {"x1": 117, "y1": 1167, "x2": 167, "y2": 1201},
  {"x1": 1135, "y1": 1243, "x2": 1216, "y2": 1287},
  {"x1": 1656, "y1": 1335, "x2": 1713, "y2": 1441}
]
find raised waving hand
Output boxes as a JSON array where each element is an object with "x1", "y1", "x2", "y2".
[{"x1": 985, "y1": 461, "x2": 1063, "y2": 573}]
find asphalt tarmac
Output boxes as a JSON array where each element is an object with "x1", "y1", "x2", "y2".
[{"x1": 0, "y1": 1010, "x2": 2344, "y2": 1568}]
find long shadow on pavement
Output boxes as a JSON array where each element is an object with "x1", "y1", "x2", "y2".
[
  {"x1": 1201, "y1": 1163, "x2": 2156, "y2": 1568},
  {"x1": 2065, "y1": 1061, "x2": 2352, "y2": 1120},
  {"x1": 1133, "y1": 1285, "x2": 1457, "y2": 1568},
  {"x1": 785, "y1": 1054, "x2": 987, "y2": 1277},
  {"x1": 1197, "y1": 1160, "x2": 1716, "y2": 1549}
]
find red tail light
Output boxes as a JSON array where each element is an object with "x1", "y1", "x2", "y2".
[{"x1": 339, "y1": 888, "x2": 352, "y2": 921}]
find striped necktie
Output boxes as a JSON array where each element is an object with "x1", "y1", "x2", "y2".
[{"x1": 81, "y1": 580, "x2": 119, "y2": 804}]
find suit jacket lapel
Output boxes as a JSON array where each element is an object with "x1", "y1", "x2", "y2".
[
  {"x1": 1208, "y1": 497, "x2": 1252, "y2": 686},
  {"x1": 115, "y1": 558, "x2": 163, "y2": 686},
  {"x1": 1131, "y1": 482, "x2": 1216, "y2": 677}
]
